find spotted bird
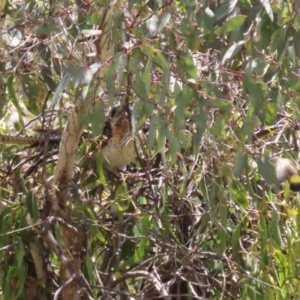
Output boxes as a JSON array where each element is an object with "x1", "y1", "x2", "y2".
[{"x1": 0, "y1": 104, "x2": 138, "y2": 173}]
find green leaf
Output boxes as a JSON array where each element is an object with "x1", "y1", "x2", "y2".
[
  {"x1": 260, "y1": 0, "x2": 273, "y2": 21},
  {"x1": 78, "y1": 62, "x2": 102, "y2": 100},
  {"x1": 215, "y1": 15, "x2": 247, "y2": 34},
  {"x1": 232, "y1": 225, "x2": 241, "y2": 258},
  {"x1": 140, "y1": 45, "x2": 169, "y2": 71},
  {"x1": 264, "y1": 101, "x2": 277, "y2": 125},
  {"x1": 90, "y1": 226, "x2": 107, "y2": 245},
  {"x1": 120, "y1": 240, "x2": 136, "y2": 262},
  {"x1": 7, "y1": 74, "x2": 25, "y2": 127},
  {"x1": 133, "y1": 76, "x2": 148, "y2": 100},
  {"x1": 14, "y1": 262, "x2": 25, "y2": 299},
  {"x1": 287, "y1": 38, "x2": 296, "y2": 67},
  {"x1": 41, "y1": 67, "x2": 57, "y2": 91},
  {"x1": 80, "y1": 102, "x2": 105, "y2": 136},
  {"x1": 177, "y1": 130, "x2": 192, "y2": 150},
  {"x1": 147, "y1": 113, "x2": 159, "y2": 150},
  {"x1": 175, "y1": 91, "x2": 186, "y2": 129},
  {"x1": 104, "y1": 52, "x2": 122, "y2": 80},
  {"x1": 215, "y1": 0, "x2": 238, "y2": 21},
  {"x1": 145, "y1": 14, "x2": 159, "y2": 37},
  {"x1": 4, "y1": 266, "x2": 14, "y2": 299},
  {"x1": 192, "y1": 103, "x2": 207, "y2": 155},
  {"x1": 26, "y1": 193, "x2": 39, "y2": 222},
  {"x1": 196, "y1": 9, "x2": 214, "y2": 34},
  {"x1": 259, "y1": 215, "x2": 268, "y2": 266},
  {"x1": 157, "y1": 115, "x2": 167, "y2": 152},
  {"x1": 165, "y1": 127, "x2": 180, "y2": 158},
  {"x1": 271, "y1": 209, "x2": 284, "y2": 248},
  {"x1": 233, "y1": 151, "x2": 247, "y2": 176},
  {"x1": 219, "y1": 203, "x2": 228, "y2": 255},
  {"x1": 35, "y1": 16, "x2": 57, "y2": 36},
  {"x1": 231, "y1": 181, "x2": 249, "y2": 208},
  {"x1": 221, "y1": 40, "x2": 244, "y2": 64},
  {"x1": 213, "y1": 114, "x2": 226, "y2": 136},
  {"x1": 177, "y1": 51, "x2": 198, "y2": 80},
  {"x1": 119, "y1": 216, "x2": 151, "y2": 270},
  {"x1": 180, "y1": 18, "x2": 195, "y2": 36},
  {"x1": 133, "y1": 99, "x2": 153, "y2": 130},
  {"x1": 242, "y1": 113, "x2": 261, "y2": 141},
  {"x1": 22, "y1": 75, "x2": 40, "y2": 114},
  {"x1": 141, "y1": 60, "x2": 153, "y2": 96},
  {"x1": 85, "y1": 254, "x2": 94, "y2": 284},
  {"x1": 157, "y1": 12, "x2": 171, "y2": 33},
  {"x1": 49, "y1": 72, "x2": 72, "y2": 108},
  {"x1": 251, "y1": 58, "x2": 269, "y2": 77},
  {"x1": 116, "y1": 54, "x2": 127, "y2": 88},
  {"x1": 296, "y1": 202, "x2": 300, "y2": 236},
  {"x1": 257, "y1": 155, "x2": 279, "y2": 185}
]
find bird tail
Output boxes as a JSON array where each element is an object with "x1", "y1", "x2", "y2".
[{"x1": 0, "y1": 134, "x2": 59, "y2": 145}]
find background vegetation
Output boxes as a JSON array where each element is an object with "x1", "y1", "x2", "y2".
[{"x1": 0, "y1": 0, "x2": 299, "y2": 299}]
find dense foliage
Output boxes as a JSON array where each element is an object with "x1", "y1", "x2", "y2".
[{"x1": 0, "y1": 0, "x2": 300, "y2": 299}]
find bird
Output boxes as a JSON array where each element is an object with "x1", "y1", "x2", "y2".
[
  {"x1": 0, "y1": 104, "x2": 139, "y2": 174},
  {"x1": 269, "y1": 156, "x2": 300, "y2": 192},
  {"x1": 100, "y1": 104, "x2": 138, "y2": 172}
]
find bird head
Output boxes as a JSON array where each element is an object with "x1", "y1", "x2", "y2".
[{"x1": 109, "y1": 104, "x2": 132, "y2": 138}]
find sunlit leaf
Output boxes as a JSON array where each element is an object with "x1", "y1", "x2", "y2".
[
  {"x1": 214, "y1": 15, "x2": 247, "y2": 34},
  {"x1": 116, "y1": 54, "x2": 127, "y2": 89},
  {"x1": 231, "y1": 181, "x2": 249, "y2": 208},
  {"x1": 49, "y1": 72, "x2": 72, "y2": 108},
  {"x1": 221, "y1": 40, "x2": 244, "y2": 64},
  {"x1": 157, "y1": 12, "x2": 171, "y2": 33},
  {"x1": 260, "y1": 0, "x2": 274, "y2": 21},
  {"x1": 140, "y1": 45, "x2": 169, "y2": 71},
  {"x1": 145, "y1": 14, "x2": 159, "y2": 37},
  {"x1": 214, "y1": 0, "x2": 238, "y2": 21},
  {"x1": 81, "y1": 29, "x2": 102, "y2": 37}
]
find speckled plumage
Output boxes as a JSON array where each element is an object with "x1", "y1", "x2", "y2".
[
  {"x1": 0, "y1": 133, "x2": 60, "y2": 145},
  {"x1": 0, "y1": 104, "x2": 138, "y2": 172},
  {"x1": 101, "y1": 104, "x2": 138, "y2": 172}
]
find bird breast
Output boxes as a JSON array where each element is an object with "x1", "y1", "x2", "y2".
[{"x1": 101, "y1": 134, "x2": 137, "y2": 172}]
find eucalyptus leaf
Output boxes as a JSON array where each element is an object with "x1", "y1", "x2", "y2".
[
  {"x1": 221, "y1": 40, "x2": 244, "y2": 64},
  {"x1": 214, "y1": 15, "x2": 247, "y2": 34}
]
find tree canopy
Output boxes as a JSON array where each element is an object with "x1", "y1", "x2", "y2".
[{"x1": 0, "y1": 0, "x2": 300, "y2": 299}]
